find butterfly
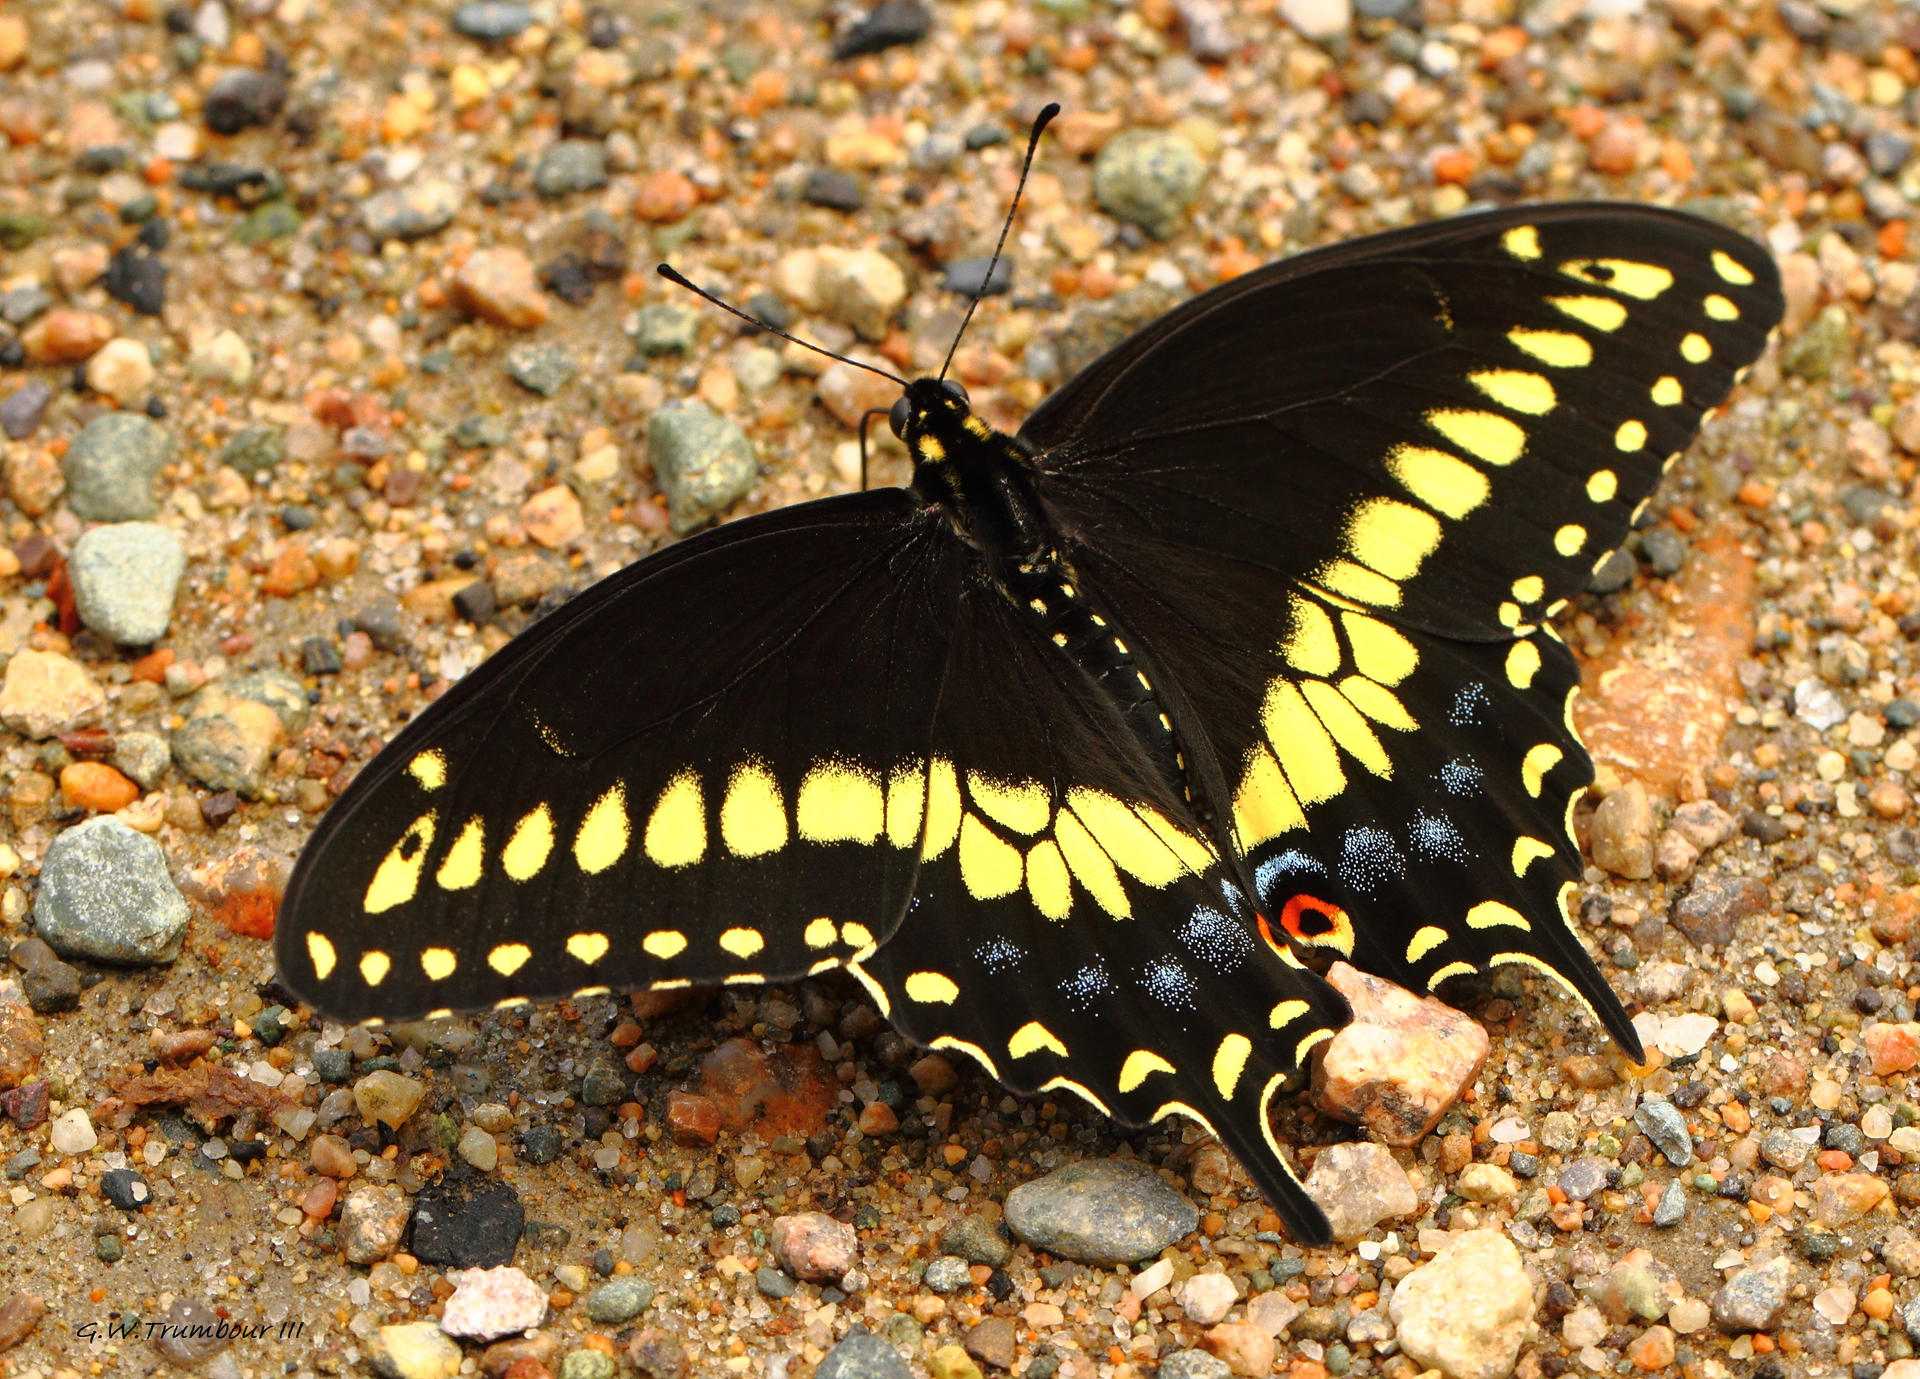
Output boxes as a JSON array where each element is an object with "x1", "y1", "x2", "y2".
[{"x1": 275, "y1": 161, "x2": 1782, "y2": 1243}]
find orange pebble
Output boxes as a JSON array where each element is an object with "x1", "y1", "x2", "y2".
[
  {"x1": 1879, "y1": 220, "x2": 1908, "y2": 259},
  {"x1": 1431, "y1": 148, "x2": 1477, "y2": 185},
  {"x1": 60, "y1": 762, "x2": 140, "y2": 813},
  {"x1": 1816, "y1": 1148, "x2": 1852, "y2": 1171},
  {"x1": 1736, "y1": 479, "x2": 1776, "y2": 508}
]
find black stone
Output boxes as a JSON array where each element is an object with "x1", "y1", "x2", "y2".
[
  {"x1": 104, "y1": 247, "x2": 167, "y2": 316},
  {"x1": 1886, "y1": 698, "x2": 1920, "y2": 729},
  {"x1": 0, "y1": 339, "x2": 23, "y2": 369},
  {"x1": 203, "y1": 70, "x2": 287, "y2": 135},
  {"x1": 520, "y1": 1124, "x2": 563, "y2": 1164},
  {"x1": 831, "y1": 0, "x2": 932, "y2": 58},
  {"x1": 803, "y1": 168, "x2": 865, "y2": 211},
  {"x1": 178, "y1": 163, "x2": 282, "y2": 204},
  {"x1": 300, "y1": 637, "x2": 343, "y2": 675},
  {"x1": 452, "y1": 581, "x2": 497, "y2": 625},
  {"x1": 0, "y1": 380, "x2": 52, "y2": 440},
  {"x1": 964, "y1": 123, "x2": 1009, "y2": 150},
  {"x1": 281, "y1": 504, "x2": 315, "y2": 530},
  {"x1": 354, "y1": 599, "x2": 406, "y2": 652},
  {"x1": 742, "y1": 292, "x2": 793, "y2": 334},
  {"x1": 539, "y1": 254, "x2": 597, "y2": 306},
  {"x1": 101, "y1": 1168, "x2": 152, "y2": 1210},
  {"x1": 410, "y1": 1178, "x2": 526, "y2": 1268},
  {"x1": 942, "y1": 256, "x2": 1013, "y2": 297},
  {"x1": 136, "y1": 218, "x2": 170, "y2": 250},
  {"x1": 20, "y1": 960, "x2": 81, "y2": 1014},
  {"x1": 1741, "y1": 811, "x2": 1789, "y2": 843},
  {"x1": 200, "y1": 791, "x2": 241, "y2": 828}
]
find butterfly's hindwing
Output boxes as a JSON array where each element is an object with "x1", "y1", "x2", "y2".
[{"x1": 275, "y1": 492, "x2": 965, "y2": 1023}]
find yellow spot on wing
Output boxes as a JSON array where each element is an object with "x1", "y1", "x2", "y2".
[
  {"x1": 1234, "y1": 746, "x2": 1306, "y2": 848},
  {"x1": 885, "y1": 760, "x2": 924, "y2": 849},
  {"x1": 573, "y1": 783, "x2": 630, "y2": 874},
  {"x1": 959, "y1": 812, "x2": 1024, "y2": 900},
  {"x1": 408, "y1": 750, "x2": 446, "y2": 791},
  {"x1": 1342, "y1": 612, "x2": 1418, "y2": 685},
  {"x1": 804, "y1": 917, "x2": 837, "y2": 949},
  {"x1": 1406, "y1": 925, "x2": 1448, "y2": 962},
  {"x1": 1506, "y1": 639, "x2": 1541, "y2": 689},
  {"x1": 721, "y1": 761, "x2": 787, "y2": 858},
  {"x1": 1467, "y1": 900, "x2": 1530, "y2": 931},
  {"x1": 568, "y1": 932, "x2": 609, "y2": 964},
  {"x1": 1615, "y1": 420, "x2": 1647, "y2": 452},
  {"x1": 1469, "y1": 368, "x2": 1556, "y2": 415},
  {"x1": 720, "y1": 927, "x2": 765, "y2": 958},
  {"x1": 1295, "y1": 1027, "x2": 1334, "y2": 1065},
  {"x1": 1269, "y1": 1000, "x2": 1309, "y2": 1029},
  {"x1": 1512, "y1": 575, "x2": 1544, "y2": 603},
  {"x1": 1283, "y1": 594, "x2": 1341, "y2": 676},
  {"x1": 1561, "y1": 258, "x2": 1672, "y2": 299},
  {"x1": 306, "y1": 932, "x2": 337, "y2": 980},
  {"x1": 503, "y1": 804, "x2": 557, "y2": 880},
  {"x1": 1553, "y1": 524, "x2": 1587, "y2": 557},
  {"x1": 1548, "y1": 294, "x2": 1627, "y2": 332},
  {"x1": 1212, "y1": 1033, "x2": 1252, "y2": 1099},
  {"x1": 1301, "y1": 678, "x2": 1390, "y2": 778},
  {"x1": 1586, "y1": 469, "x2": 1618, "y2": 503},
  {"x1": 1261, "y1": 680, "x2": 1346, "y2": 805},
  {"x1": 922, "y1": 757, "x2": 961, "y2": 859},
  {"x1": 1680, "y1": 332, "x2": 1711, "y2": 364},
  {"x1": 967, "y1": 772, "x2": 1050, "y2": 835},
  {"x1": 929, "y1": 1036, "x2": 999, "y2": 1080},
  {"x1": 437, "y1": 816, "x2": 484, "y2": 890},
  {"x1": 360, "y1": 950, "x2": 391, "y2": 986},
  {"x1": 1712, "y1": 250, "x2": 1754, "y2": 285},
  {"x1": 1704, "y1": 294, "x2": 1738, "y2": 321},
  {"x1": 1522, "y1": 743, "x2": 1563, "y2": 796},
  {"x1": 1386, "y1": 445, "x2": 1489, "y2": 520},
  {"x1": 1008, "y1": 1021, "x2": 1067, "y2": 1059},
  {"x1": 364, "y1": 812, "x2": 437, "y2": 913},
  {"x1": 1428, "y1": 960, "x2": 1475, "y2": 988},
  {"x1": 1507, "y1": 327, "x2": 1592, "y2": 369},
  {"x1": 643, "y1": 771, "x2": 705, "y2": 868},
  {"x1": 1025, "y1": 838, "x2": 1072, "y2": 920},
  {"x1": 1066, "y1": 789, "x2": 1191, "y2": 888},
  {"x1": 797, "y1": 760, "x2": 882, "y2": 843},
  {"x1": 1338, "y1": 676, "x2": 1416, "y2": 732},
  {"x1": 643, "y1": 930, "x2": 687, "y2": 959},
  {"x1": 904, "y1": 971, "x2": 958, "y2": 1003},
  {"x1": 1315, "y1": 559, "x2": 1402, "y2": 607},
  {"x1": 1502, "y1": 225, "x2": 1541, "y2": 260},
  {"x1": 841, "y1": 921, "x2": 875, "y2": 951},
  {"x1": 1139, "y1": 808, "x2": 1214, "y2": 873},
  {"x1": 1428, "y1": 408, "x2": 1525, "y2": 466},
  {"x1": 421, "y1": 947, "x2": 457, "y2": 980},
  {"x1": 488, "y1": 943, "x2": 531, "y2": 975},
  {"x1": 1512, "y1": 836, "x2": 1556, "y2": 876},
  {"x1": 1039, "y1": 1077, "x2": 1112, "y2": 1117},
  {"x1": 1347, "y1": 498, "x2": 1442, "y2": 580},
  {"x1": 1652, "y1": 375, "x2": 1683, "y2": 406},
  {"x1": 1118, "y1": 1049, "x2": 1176, "y2": 1092},
  {"x1": 1054, "y1": 807, "x2": 1130, "y2": 919}
]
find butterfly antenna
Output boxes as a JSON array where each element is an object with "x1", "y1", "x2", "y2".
[
  {"x1": 656, "y1": 264, "x2": 908, "y2": 388},
  {"x1": 940, "y1": 101, "x2": 1060, "y2": 383}
]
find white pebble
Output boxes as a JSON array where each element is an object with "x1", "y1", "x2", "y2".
[{"x1": 50, "y1": 1108, "x2": 98, "y2": 1155}]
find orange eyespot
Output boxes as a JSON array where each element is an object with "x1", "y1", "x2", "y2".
[{"x1": 1259, "y1": 894, "x2": 1356, "y2": 958}]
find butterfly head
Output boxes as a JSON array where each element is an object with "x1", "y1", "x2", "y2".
[{"x1": 891, "y1": 377, "x2": 991, "y2": 466}]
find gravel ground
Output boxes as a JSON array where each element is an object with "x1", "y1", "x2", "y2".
[{"x1": 1, "y1": 0, "x2": 1919, "y2": 1378}]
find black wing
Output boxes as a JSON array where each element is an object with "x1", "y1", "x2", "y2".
[
  {"x1": 277, "y1": 491, "x2": 965, "y2": 1023},
  {"x1": 1024, "y1": 205, "x2": 1783, "y2": 1055},
  {"x1": 854, "y1": 573, "x2": 1350, "y2": 1243}
]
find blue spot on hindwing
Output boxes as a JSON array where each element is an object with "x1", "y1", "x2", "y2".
[
  {"x1": 1339, "y1": 827, "x2": 1406, "y2": 894},
  {"x1": 1177, "y1": 907, "x2": 1253, "y2": 972}
]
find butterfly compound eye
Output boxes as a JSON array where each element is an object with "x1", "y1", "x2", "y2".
[
  {"x1": 888, "y1": 396, "x2": 912, "y2": 439},
  {"x1": 941, "y1": 380, "x2": 970, "y2": 405}
]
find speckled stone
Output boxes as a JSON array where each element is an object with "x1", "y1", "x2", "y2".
[
  {"x1": 34, "y1": 817, "x2": 188, "y2": 965},
  {"x1": 441, "y1": 1266, "x2": 549, "y2": 1341},
  {"x1": 341, "y1": 1183, "x2": 410, "y2": 1265},
  {"x1": 1005, "y1": 1159, "x2": 1198, "y2": 1265},
  {"x1": 1388, "y1": 1231, "x2": 1533, "y2": 1379},
  {"x1": 69, "y1": 522, "x2": 186, "y2": 645},
  {"x1": 770, "y1": 1212, "x2": 857, "y2": 1281},
  {"x1": 62, "y1": 412, "x2": 172, "y2": 520},
  {"x1": 815, "y1": 1331, "x2": 912, "y2": 1379},
  {"x1": 362, "y1": 180, "x2": 463, "y2": 242},
  {"x1": 1155, "y1": 1350, "x2": 1230, "y2": 1379},
  {"x1": 534, "y1": 140, "x2": 608, "y2": 197},
  {"x1": 922, "y1": 1255, "x2": 972, "y2": 1294},
  {"x1": 648, "y1": 402, "x2": 758, "y2": 534},
  {"x1": 1093, "y1": 129, "x2": 1205, "y2": 239},
  {"x1": 1633, "y1": 1100, "x2": 1694, "y2": 1168},
  {"x1": 939, "y1": 1214, "x2": 1012, "y2": 1267},
  {"x1": 583, "y1": 1276, "x2": 655, "y2": 1323},
  {"x1": 1303, "y1": 1142, "x2": 1419, "y2": 1240},
  {"x1": 1711, "y1": 1255, "x2": 1794, "y2": 1332},
  {"x1": 1311, "y1": 962, "x2": 1489, "y2": 1145},
  {"x1": 368, "y1": 1321, "x2": 461, "y2": 1379}
]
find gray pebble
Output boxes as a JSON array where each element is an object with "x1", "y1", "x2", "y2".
[
  {"x1": 203, "y1": 69, "x2": 285, "y2": 134},
  {"x1": 939, "y1": 1213, "x2": 1012, "y2": 1267},
  {"x1": 1, "y1": 379, "x2": 52, "y2": 440},
  {"x1": 921, "y1": 1255, "x2": 972, "y2": 1294},
  {"x1": 1157, "y1": 1351, "x2": 1231, "y2": 1379},
  {"x1": 1868, "y1": 129, "x2": 1912, "y2": 177},
  {"x1": 221, "y1": 425, "x2": 285, "y2": 476},
  {"x1": 755, "y1": 1266, "x2": 795, "y2": 1299},
  {"x1": 0, "y1": 284, "x2": 53, "y2": 327},
  {"x1": 223, "y1": 670, "x2": 313, "y2": 735},
  {"x1": 1638, "y1": 526, "x2": 1686, "y2": 577},
  {"x1": 1555, "y1": 1158, "x2": 1609, "y2": 1202},
  {"x1": 362, "y1": 180, "x2": 462, "y2": 242},
  {"x1": 1781, "y1": 304, "x2": 1849, "y2": 380},
  {"x1": 69, "y1": 522, "x2": 186, "y2": 645},
  {"x1": 452, "y1": 1, "x2": 535, "y2": 39},
  {"x1": 1632, "y1": 1100, "x2": 1693, "y2": 1168},
  {"x1": 63, "y1": 412, "x2": 173, "y2": 521},
  {"x1": 814, "y1": 1331, "x2": 910, "y2": 1379},
  {"x1": 634, "y1": 304, "x2": 701, "y2": 356},
  {"x1": 534, "y1": 140, "x2": 608, "y2": 198},
  {"x1": 1651, "y1": 1179, "x2": 1687, "y2": 1227},
  {"x1": 582, "y1": 1277, "x2": 654, "y2": 1323},
  {"x1": 1710, "y1": 1255, "x2": 1793, "y2": 1333},
  {"x1": 506, "y1": 343, "x2": 575, "y2": 396},
  {"x1": 34, "y1": 817, "x2": 189, "y2": 965},
  {"x1": 1093, "y1": 130, "x2": 1205, "y2": 239},
  {"x1": 1902, "y1": 1294, "x2": 1920, "y2": 1338},
  {"x1": 1669, "y1": 872, "x2": 1769, "y2": 948},
  {"x1": 1003, "y1": 1158, "x2": 1198, "y2": 1266},
  {"x1": 648, "y1": 402, "x2": 758, "y2": 535},
  {"x1": 1587, "y1": 546, "x2": 1637, "y2": 594}
]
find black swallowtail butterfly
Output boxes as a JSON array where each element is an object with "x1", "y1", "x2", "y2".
[{"x1": 277, "y1": 153, "x2": 1782, "y2": 1242}]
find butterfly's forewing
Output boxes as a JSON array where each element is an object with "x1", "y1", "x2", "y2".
[
  {"x1": 276, "y1": 492, "x2": 964, "y2": 1023},
  {"x1": 852, "y1": 577, "x2": 1349, "y2": 1243},
  {"x1": 1025, "y1": 206, "x2": 1783, "y2": 1053},
  {"x1": 1026, "y1": 204, "x2": 1782, "y2": 640}
]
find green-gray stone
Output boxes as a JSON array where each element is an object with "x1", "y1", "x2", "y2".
[
  {"x1": 1092, "y1": 129, "x2": 1205, "y2": 239},
  {"x1": 0, "y1": 213, "x2": 49, "y2": 250},
  {"x1": 34, "y1": 817, "x2": 190, "y2": 965},
  {"x1": 583, "y1": 1276, "x2": 655, "y2": 1323},
  {"x1": 557, "y1": 1348, "x2": 619, "y2": 1379},
  {"x1": 534, "y1": 140, "x2": 609, "y2": 198},
  {"x1": 648, "y1": 402, "x2": 758, "y2": 534},
  {"x1": 1781, "y1": 304, "x2": 1850, "y2": 380},
  {"x1": 222, "y1": 425, "x2": 285, "y2": 476},
  {"x1": 635, "y1": 303, "x2": 701, "y2": 355},
  {"x1": 506, "y1": 342, "x2": 576, "y2": 396},
  {"x1": 232, "y1": 200, "x2": 303, "y2": 245},
  {"x1": 580, "y1": 1066, "x2": 629, "y2": 1106},
  {"x1": 69, "y1": 522, "x2": 187, "y2": 645},
  {"x1": 63, "y1": 412, "x2": 174, "y2": 521},
  {"x1": 221, "y1": 669, "x2": 312, "y2": 734}
]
